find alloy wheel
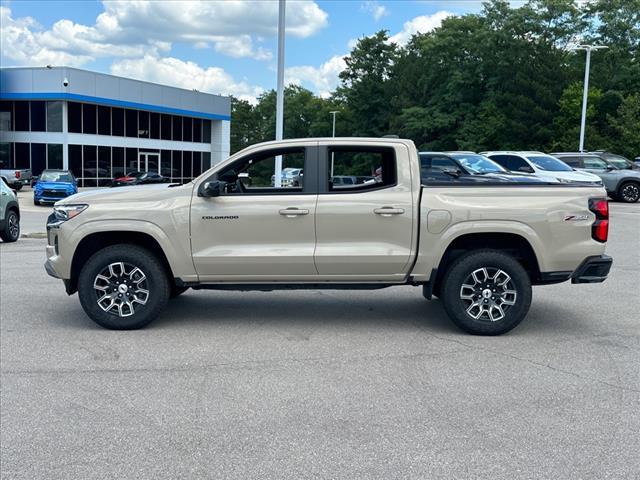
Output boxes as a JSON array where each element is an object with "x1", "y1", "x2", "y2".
[
  {"x1": 621, "y1": 183, "x2": 640, "y2": 202},
  {"x1": 7, "y1": 213, "x2": 19, "y2": 240},
  {"x1": 93, "y1": 262, "x2": 149, "y2": 317},
  {"x1": 459, "y1": 267, "x2": 517, "y2": 322}
]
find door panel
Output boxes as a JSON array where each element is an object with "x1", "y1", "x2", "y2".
[
  {"x1": 190, "y1": 194, "x2": 317, "y2": 278},
  {"x1": 314, "y1": 144, "x2": 415, "y2": 278}
]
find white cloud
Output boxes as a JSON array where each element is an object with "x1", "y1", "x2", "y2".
[
  {"x1": 110, "y1": 55, "x2": 264, "y2": 104},
  {"x1": 389, "y1": 11, "x2": 452, "y2": 45},
  {"x1": 285, "y1": 55, "x2": 347, "y2": 98},
  {"x1": 362, "y1": 1, "x2": 389, "y2": 21},
  {"x1": 0, "y1": 1, "x2": 328, "y2": 66}
]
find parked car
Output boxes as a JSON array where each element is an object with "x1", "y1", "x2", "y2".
[
  {"x1": 552, "y1": 152, "x2": 640, "y2": 203},
  {"x1": 33, "y1": 170, "x2": 78, "y2": 205},
  {"x1": 590, "y1": 151, "x2": 640, "y2": 170},
  {"x1": 635, "y1": 156, "x2": 640, "y2": 167},
  {"x1": 0, "y1": 168, "x2": 32, "y2": 191},
  {"x1": 0, "y1": 178, "x2": 20, "y2": 242},
  {"x1": 331, "y1": 175, "x2": 358, "y2": 187},
  {"x1": 270, "y1": 168, "x2": 303, "y2": 187},
  {"x1": 419, "y1": 152, "x2": 551, "y2": 184},
  {"x1": 45, "y1": 137, "x2": 612, "y2": 335},
  {"x1": 111, "y1": 171, "x2": 169, "y2": 187},
  {"x1": 482, "y1": 151, "x2": 602, "y2": 185}
]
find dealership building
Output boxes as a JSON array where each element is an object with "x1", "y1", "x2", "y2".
[{"x1": 0, "y1": 66, "x2": 231, "y2": 186}]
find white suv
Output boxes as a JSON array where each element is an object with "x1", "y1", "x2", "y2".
[{"x1": 482, "y1": 151, "x2": 602, "y2": 185}]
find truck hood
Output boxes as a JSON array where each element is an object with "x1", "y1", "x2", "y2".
[
  {"x1": 550, "y1": 170, "x2": 602, "y2": 183},
  {"x1": 55, "y1": 182, "x2": 192, "y2": 206}
]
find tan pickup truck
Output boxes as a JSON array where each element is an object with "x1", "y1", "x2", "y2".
[{"x1": 45, "y1": 138, "x2": 612, "y2": 335}]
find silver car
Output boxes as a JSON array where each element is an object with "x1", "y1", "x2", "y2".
[{"x1": 0, "y1": 178, "x2": 20, "y2": 242}]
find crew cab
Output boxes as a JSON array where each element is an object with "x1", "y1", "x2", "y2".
[{"x1": 44, "y1": 138, "x2": 612, "y2": 335}]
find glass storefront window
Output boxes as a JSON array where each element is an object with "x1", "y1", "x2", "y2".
[
  {"x1": 0, "y1": 143, "x2": 13, "y2": 169},
  {"x1": 14, "y1": 102, "x2": 29, "y2": 131},
  {"x1": 68, "y1": 102, "x2": 82, "y2": 133},
  {"x1": 112, "y1": 147, "x2": 125, "y2": 178},
  {"x1": 31, "y1": 143, "x2": 46, "y2": 175},
  {"x1": 203, "y1": 120, "x2": 211, "y2": 143},
  {"x1": 47, "y1": 101, "x2": 63, "y2": 132},
  {"x1": 193, "y1": 151, "x2": 202, "y2": 177},
  {"x1": 172, "y1": 150, "x2": 182, "y2": 182},
  {"x1": 125, "y1": 109, "x2": 137, "y2": 137},
  {"x1": 0, "y1": 101, "x2": 13, "y2": 131},
  {"x1": 68, "y1": 145, "x2": 82, "y2": 179},
  {"x1": 98, "y1": 106, "x2": 111, "y2": 135},
  {"x1": 98, "y1": 146, "x2": 111, "y2": 185},
  {"x1": 183, "y1": 117, "x2": 193, "y2": 142},
  {"x1": 126, "y1": 147, "x2": 138, "y2": 173},
  {"x1": 161, "y1": 114, "x2": 171, "y2": 140},
  {"x1": 203, "y1": 152, "x2": 211, "y2": 171},
  {"x1": 183, "y1": 151, "x2": 192, "y2": 179},
  {"x1": 83, "y1": 145, "x2": 97, "y2": 186},
  {"x1": 161, "y1": 150, "x2": 171, "y2": 177},
  {"x1": 112, "y1": 108, "x2": 124, "y2": 136},
  {"x1": 172, "y1": 116, "x2": 182, "y2": 141},
  {"x1": 15, "y1": 143, "x2": 30, "y2": 169},
  {"x1": 193, "y1": 118, "x2": 202, "y2": 142},
  {"x1": 47, "y1": 144, "x2": 63, "y2": 169},
  {"x1": 83, "y1": 104, "x2": 97, "y2": 134},
  {"x1": 138, "y1": 111, "x2": 149, "y2": 138},
  {"x1": 30, "y1": 101, "x2": 46, "y2": 132},
  {"x1": 150, "y1": 112, "x2": 160, "y2": 139}
]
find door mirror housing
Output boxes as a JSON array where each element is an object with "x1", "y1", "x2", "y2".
[
  {"x1": 517, "y1": 165, "x2": 535, "y2": 173},
  {"x1": 201, "y1": 180, "x2": 222, "y2": 197},
  {"x1": 443, "y1": 168, "x2": 462, "y2": 178}
]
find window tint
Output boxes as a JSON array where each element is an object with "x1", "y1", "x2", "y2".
[
  {"x1": 489, "y1": 154, "x2": 529, "y2": 171},
  {"x1": 183, "y1": 117, "x2": 193, "y2": 142},
  {"x1": 68, "y1": 102, "x2": 82, "y2": 133},
  {"x1": 14, "y1": 102, "x2": 29, "y2": 131},
  {"x1": 98, "y1": 146, "x2": 111, "y2": 184},
  {"x1": 47, "y1": 144, "x2": 63, "y2": 169},
  {"x1": 83, "y1": 145, "x2": 97, "y2": 186},
  {"x1": 125, "y1": 109, "x2": 137, "y2": 137},
  {"x1": 0, "y1": 101, "x2": 12, "y2": 131},
  {"x1": 193, "y1": 118, "x2": 202, "y2": 142},
  {"x1": 218, "y1": 148, "x2": 306, "y2": 194},
  {"x1": 583, "y1": 157, "x2": 608, "y2": 169},
  {"x1": 172, "y1": 116, "x2": 182, "y2": 141},
  {"x1": 559, "y1": 156, "x2": 581, "y2": 167},
  {"x1": 193, "y1": 151, "x2": 202, "y2": 177},
  {"x1": 15, "y1": 142, "x2": 30, "y2": 169},
  {"x1": 31, "y1": 143, "x2": 46, "y2": 175},
  {"x1": 68, "y1": 145, "x2": 82, "y2": 179},
  {"x1": 161, "y1": 114, "x2": 172, "y2": 140},
  {"x1": 112, "y1": 108, "x2": 124, "y2": 136},
  {"x1": 327, "y1": 147, "x2": 396, "y2": 192},
  {"x1": 30, "y1": 101, "x2": 46, "y2": 132},
  {"x1": 150, "y1": 112, "x2": 160, "y2": 139},
  {"x1": 82, "y1": 104, "x2": 96, "y2": 134},
  {"x1": 98, "y1": 106, "x2": 111, "y2": 135},
  {"x1": 160, "y1": 150, "x2": 171, "y2": 177},
  {"x1": 420, "y1": 154, "x2": 457, "y2": 172},
  {"x1": 138, "y1": 111, "x2": 149, "y2": 138},
  {"x1": 125, "y1": 148, "x2": 138, "y2": 173},
  {"x1": 172, "y1": 150, "x2": 182, "y2": 181},
  {"x1": 202, "y1": 120, "x2": 211, "y2": 143},
  {"x1": 112, "y1": 147, "x2": 125, "y2": 177},
  {"x1": 47, "y1": 101, "x2": 62, "y2": 132}
]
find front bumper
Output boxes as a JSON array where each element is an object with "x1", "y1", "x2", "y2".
[
  {"x1": 571, "y1": 255, "x2": 613, "y2": 284},
  {"x1": 35, "y1": 192, "x2": 75, "y2": 203}
]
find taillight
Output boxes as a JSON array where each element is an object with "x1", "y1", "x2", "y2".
[
  {"x1": 589, "y1": 197, "x2": 609, "y2": 243},
  {"x1": 15, "y1": 170, "x2": 20, "y2": 179}
]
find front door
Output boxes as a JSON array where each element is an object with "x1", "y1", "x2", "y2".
[
  {"x1": 314, "y1": 144, "x2": 415, "y2": 279},
  {"x1": 190, "y1": 145, "x2": 318, "y2": 280},
  {"x1": 138, "y1": 152, "x2": 160, "y2": 173}
]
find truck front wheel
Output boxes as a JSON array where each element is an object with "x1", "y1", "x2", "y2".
[
  {"x1": 77, "y1": 244, "x2": 170, "y2": 329},
  {"x1": 440, "y1": 250, "x2": 532, "y2": 335}
]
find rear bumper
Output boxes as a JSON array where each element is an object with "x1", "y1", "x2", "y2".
[{"x1": 571, "y1": 255, "x2": 613, "y2": 284}]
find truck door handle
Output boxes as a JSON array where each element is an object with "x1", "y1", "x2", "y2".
[
  {"x1": 279, "y1": 208, "x2": 309, "y2": 217},
  {"x1": 373, "y1": 207, "x2": 405, "y2": 216}
]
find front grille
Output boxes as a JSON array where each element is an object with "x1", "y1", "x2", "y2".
[{"x1": 41, "y1": 190, "x2": 67, "y2": 198}]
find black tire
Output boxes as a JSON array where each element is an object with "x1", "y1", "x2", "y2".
[
  {"x1": 77, "y1": 244, "x2": 170, "y2": 329},
  {"x1": 0, "y1": 209, "x2": 20, "y2": 242},
  {"x1": 440, "y1": 250, "x2": 532, "y2": 335},
  {"x1": 13, "y1": 184, "x2": 22, "y2": 192},
  {"x1": 617, "y1": 181, "x2": 640, "y2": 203},
  {"x1": 170, "y1": 285, "x2": 189, "y2": 298},
  {"x1": 33, "y1": 198, "x2": 39, "y2": 206}
]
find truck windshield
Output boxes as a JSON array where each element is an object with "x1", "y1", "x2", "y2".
[
  {"x1": 450, "y1": 154, "x2": 505, "y2": 174},
  {"x1": 527, "y1": 155, "x2": 573, "y2": 172}
]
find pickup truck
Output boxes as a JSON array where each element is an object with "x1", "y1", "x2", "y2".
[
  {"x1": 0, "y1": 168, "x2": 32, "y2": 191},
  {"x1": 44, "y1": 138, "x2": 613, "y2": 335}
]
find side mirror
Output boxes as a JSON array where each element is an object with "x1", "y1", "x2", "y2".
[
  {"x1": 605, "y1": 165, "x2": 615, "y2": 171},
  {"x1": 201, "y1": 180, "x2": 222, "y2": 197},
  {"x1": 443, "y1": 168, "x2": 462, "y2": 177},
  {"x1": 518, "y1": 166, "x2": 534, "y2": 173}
]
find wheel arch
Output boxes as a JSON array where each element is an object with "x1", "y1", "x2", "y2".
[{"x1": 68, "y1": 231, "x2": 175, "y2": 295}]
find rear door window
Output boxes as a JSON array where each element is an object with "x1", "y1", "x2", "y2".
[
  {"x1": 326, "y1": 147, "x2": 396, "y2": 192},
  {"x1": 488, "y1": 155, "x2": 529, "y2": 171}
]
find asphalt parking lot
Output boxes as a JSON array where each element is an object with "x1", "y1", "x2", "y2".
[{"x1": 1, "y1": 193, "x2": 639, "y2": 479}]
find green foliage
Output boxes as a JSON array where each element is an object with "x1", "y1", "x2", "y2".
[{"x1": 229, "y1": 0, "x2": 640, "y2": 158}]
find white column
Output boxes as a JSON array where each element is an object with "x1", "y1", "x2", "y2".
[
  {"x1": 210, "y1": 120, "x2": 230, "y2": 165},
  {"x1": 62, "y1": 101, "x2": 69, "y2": 169}
]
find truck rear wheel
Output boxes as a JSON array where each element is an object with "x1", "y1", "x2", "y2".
[
  {"x1": 77, "y1": 244, "x2": 170, "y2": 329},
  {"x1": 440, "y1": 250, "x2": 532, "y2": 335}
]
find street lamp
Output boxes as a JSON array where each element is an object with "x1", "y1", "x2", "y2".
[
  {"x1": 274, "y1": 0, "x2": 286, "y2": 187},
  {"x1": 570, "y1": 44, "x2": 608, "y2": 152},
  {"x1": 329, "y1": 110, "x2": 338, "y2": 176}
]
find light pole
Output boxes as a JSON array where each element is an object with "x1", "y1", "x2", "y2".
[
  {"x1": 329, "y1": 110, "x2": 338, "y2": 176},
  {"x1": 274, "y1": 0, "x2": 286, "y2": 187},
  {"x1": 571, "y1": 44, "x2": 608, "y2": 152}
]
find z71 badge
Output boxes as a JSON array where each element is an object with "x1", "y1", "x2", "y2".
[{"x1": 564, "y1": 214, "x2": 590, "y2": 222}]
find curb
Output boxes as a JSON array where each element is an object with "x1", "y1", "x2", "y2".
[{"x1": 21, "y1": 232, "x2": 47, "y2": 239}]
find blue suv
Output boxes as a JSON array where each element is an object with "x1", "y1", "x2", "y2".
[{"x1": 33, "y1": 170, "x2": 78, "y2": 205}]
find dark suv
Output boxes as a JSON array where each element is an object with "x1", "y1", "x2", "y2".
[{"x1": 552, "y1": 152, "x2": 640, "y2": 203}]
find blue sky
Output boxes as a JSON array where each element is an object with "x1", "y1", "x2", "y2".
[{"x1": 1, "y1": 1, "x2": 496, "y2": 101}]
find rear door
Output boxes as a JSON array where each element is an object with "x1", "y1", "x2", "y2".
[{"x1": 314, "y1": 142, "x2": 415, "y2": 280}]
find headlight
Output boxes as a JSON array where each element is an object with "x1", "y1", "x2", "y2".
[{"x1": 53, "y1": 204, "x2": 88, "y2": 221}]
